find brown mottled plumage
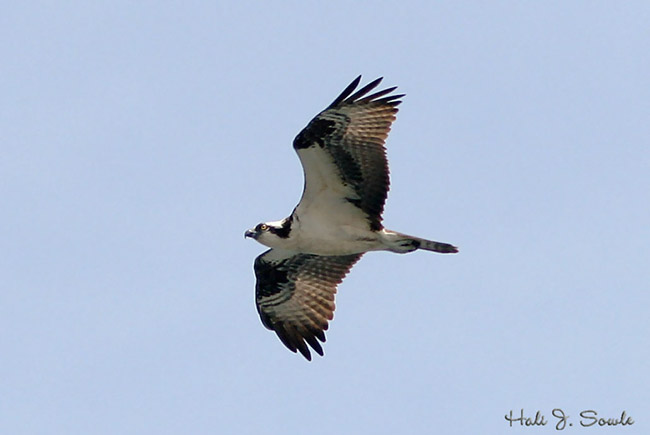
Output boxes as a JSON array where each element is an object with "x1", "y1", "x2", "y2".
[{"x1": 246, "y1": 77, "x2": 457, "y2": 360}]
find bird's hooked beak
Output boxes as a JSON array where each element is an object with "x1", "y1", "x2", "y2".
[{"x1": 244, "y1": 229, "x2": 257, "y2": 239}]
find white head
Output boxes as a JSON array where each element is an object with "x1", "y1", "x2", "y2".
[{"x1": 244, "y1": 218, "x2": 293, "y2": 248}]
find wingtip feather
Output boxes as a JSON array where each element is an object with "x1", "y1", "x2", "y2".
[
  {"x1": 345, "y1": 77, "x2": 383, "y2": 103},
  {"x1": 328, "y1": 75, "x2": 362, "y2": 108}
]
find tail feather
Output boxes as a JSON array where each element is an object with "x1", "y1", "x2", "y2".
[
  {"x1": 382, "y1": 230, "x2": 458, "y2": 254},
  {"x1": 416, "y1": 238, "x2": 458, "y2": 253}
]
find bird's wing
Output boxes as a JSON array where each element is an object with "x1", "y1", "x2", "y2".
[
  {"x1": 254, "y1": 248, "x2": 363, "y2": 360},
  {"x1": 292, "y1": 76, "x2": 403, "y2": 231}
]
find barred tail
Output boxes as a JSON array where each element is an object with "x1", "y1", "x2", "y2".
[
  {"x1": 382, "y1": 230, "x2": 458, "y2": 254},
  {"x1": 415, "y1": 237, "x2": 458, "y2": 253}
]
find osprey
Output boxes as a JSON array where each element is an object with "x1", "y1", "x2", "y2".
[{"x1": 245, "y1": 76, "x2": 458, "y2": 360}]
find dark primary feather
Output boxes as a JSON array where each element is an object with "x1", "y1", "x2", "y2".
[
  {"x1": 254, "y1": 249, "x2": 362, "y2": 360},
  {"x1": 293, "y1": 76, "x2": 403, "y2": 231},
  {"x1": 327, "y1": 75, "x2": 362, "y2": 108}
]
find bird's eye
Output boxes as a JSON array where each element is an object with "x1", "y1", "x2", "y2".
[{"x1": 259, "y1": 224, "x2": 269, "y2": 231}]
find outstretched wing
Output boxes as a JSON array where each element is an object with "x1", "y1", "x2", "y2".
[
  {"x1": 254, "y1": 248, "x2": 363, "y2": 360},
  {"x1": 293, "y1": 76, "x2": 403, "y2": 231}
]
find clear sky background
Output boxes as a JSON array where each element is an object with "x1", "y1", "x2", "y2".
[{"x1": 2, "y1": 2, "x2": 649, "y2": 434}]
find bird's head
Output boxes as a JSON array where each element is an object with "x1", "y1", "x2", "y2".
[
  {"x1": 244, "y1": 222, "x2": 270, "y2": 241},
  {"x1": 244, "y1": 218, "x2": 292, "y2": 248}
]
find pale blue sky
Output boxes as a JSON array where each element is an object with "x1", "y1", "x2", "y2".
[{"x1": 2, "y1": 2, "x2": 649, "y2": 434}]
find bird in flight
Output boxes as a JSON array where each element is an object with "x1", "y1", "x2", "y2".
[{"x1": 245, "y1": 76, "x2": 458, "y2": 360}]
